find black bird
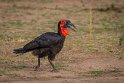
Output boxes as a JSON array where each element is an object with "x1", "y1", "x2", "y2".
[{"x1": 13, "y1": 20, "x2": 77, "y2": 71}]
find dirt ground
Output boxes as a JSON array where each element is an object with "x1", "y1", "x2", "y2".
[
  {"x1": 0, "y1": 54, "x2": 124, "y2": 83},
  {"x1": 0, "y1": 0, "x2": 124, "y2": 83}
]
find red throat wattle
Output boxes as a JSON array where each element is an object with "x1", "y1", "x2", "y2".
[{"x1": 60, "y1": 20, "x2": 69, "y2": 37}]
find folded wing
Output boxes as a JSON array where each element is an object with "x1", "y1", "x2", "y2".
[{"x1": 22, "y1": 32, "x2": 61, "y2": 52}]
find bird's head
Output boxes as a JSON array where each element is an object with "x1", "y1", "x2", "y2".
[{"x1": 58, "y1": 19, "x2": 77, "y2": 37}]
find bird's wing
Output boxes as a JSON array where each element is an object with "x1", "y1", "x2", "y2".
[{"x1": 23, "y1": 32, "x2": 61, "y2": 52}]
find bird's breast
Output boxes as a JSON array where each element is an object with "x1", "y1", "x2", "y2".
[{"x1": 50, "y1": 41, "x2": 64, "y2": 55}]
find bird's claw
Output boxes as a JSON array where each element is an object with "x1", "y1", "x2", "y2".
[
  {"x1": 33, "y1": 66, "x2": 40, "y2": 71},
  {"x1": 51, "y1": 69, "x2": 59, "y2": 72}
]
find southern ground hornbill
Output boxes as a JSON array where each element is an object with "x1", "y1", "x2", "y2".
[{"x1": 13, "y1": 20, "x2": 77, "y2": 71}]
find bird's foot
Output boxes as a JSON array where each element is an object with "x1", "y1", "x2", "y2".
[
  {"x1": 51, "y1": 68, "x2": 59, "y2": 72},
  {"x1": 34, "y1": 66, "x2": 40, "y2": 71}
]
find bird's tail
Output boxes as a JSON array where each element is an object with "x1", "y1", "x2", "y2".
[{"x1": 13, "y1": 48, "x2": 26, "y2": 55}]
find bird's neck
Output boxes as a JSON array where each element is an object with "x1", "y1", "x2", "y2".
[{"x1": 57, "y1": 22, "x2": 68, "y2": 37}]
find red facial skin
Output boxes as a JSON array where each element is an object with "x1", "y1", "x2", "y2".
[{"x1": 60, "y1": 20, "x2": 69, "y2": 37}]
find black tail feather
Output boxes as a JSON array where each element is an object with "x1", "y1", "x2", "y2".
[{"x1": 13, "y1": 48, "x2": 26, "y2": 55}]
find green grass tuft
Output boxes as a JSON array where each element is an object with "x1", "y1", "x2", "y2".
[
  {"x1": 0, "y1": 34, "x2": 18, "y2": 40},
  {"x1": 119, "y1": 33, "x2": 124, "y2": 45},
  {"x1": 89, "y1": 70, "x2": 105, "y2": 77}
]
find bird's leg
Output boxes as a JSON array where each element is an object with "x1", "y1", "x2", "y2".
[
  {"x1": 48, "y1": 58, "x2": 55, "y2": 69},
  {"x1": 48, "y1": 58, "x2": 58, "y2": 72},
  {"x1": 34, "y1": 57, "x2": 40, "y2": 71}
]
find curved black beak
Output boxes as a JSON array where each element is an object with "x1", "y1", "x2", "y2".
[{"x1": 68, "y1": 23, "x2": 77, "y2": 32}]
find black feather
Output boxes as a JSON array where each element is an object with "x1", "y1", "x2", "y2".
[{"x1": 13, "y1": 48, "x2": 26, "y2": 55}]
